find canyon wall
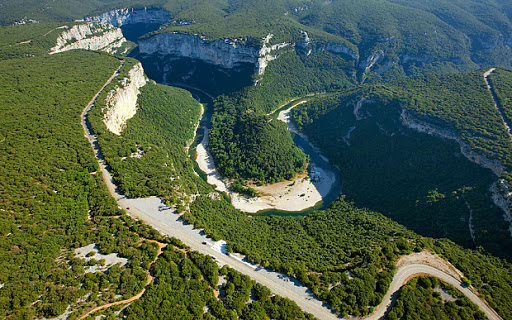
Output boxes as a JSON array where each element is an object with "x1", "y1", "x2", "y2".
[
  {"x1": 84, "y1": 8, "x2": 170, "y2": 27},
  {"x1": 103, "y1": 63, "x2": 147, "y2": 135},
  {"x1": 139, "y1": 32, "x2": 359, "y2": 76},
  {"x1": 400, "y1": 108, "x2": 505, "y2": 176},
  {"x1": 49, "y1": 22, "x2": 127, "y2": 55}
]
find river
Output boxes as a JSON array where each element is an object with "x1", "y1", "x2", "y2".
[{"x1": 175, "y1": 86, "x2": 342, "y2": 215}]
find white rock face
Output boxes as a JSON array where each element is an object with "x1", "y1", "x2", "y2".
[
  {"x1": 85, "y1": 8, "x2": 170, "y2": 27},
  {"x1": 103, "y1": 63, "x2": 147, "y2": 135},
  {"x1": 139, "y1": 32, "x2": 359, "y2": 77},
  {"x1": 352, "y1": 97, "x2": 375, "y2": 120},
  {"x1": 139, "y1": 33, "x2": 262, "y2": 70},
  {"x1": 360, "y1": 51, "x2": 384, "y2": 82},
  {"x1": 490, "y1": 181, "x2": 512, "y2": 236},
  {"x1": 257, "y1": 34, "x2": 290, "y2": 74},
  {"x1": 49, "y1": 22, "x2": 127, "y2": 54}
]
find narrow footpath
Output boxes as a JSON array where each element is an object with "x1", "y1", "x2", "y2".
[
  {"x1": 78, "y1": 241, "x2": 167, "y2": 319},
  {"x1": 80, "y1": 63, "x2": 502, "y2": 320}
]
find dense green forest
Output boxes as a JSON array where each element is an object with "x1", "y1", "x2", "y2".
[
  {"x1": 3, "y1": 0, "x2": 512, "y2": 76},
  {"x1": 88, "y1": 65, "x2": 208, "y2": 203},
  {"x1": 184, "y1": 196, "x2": 512, "y2": 318},
  {"x1": 209, "y1": 94, "x2": 307, "y2": 183},
  {"x1": 291, "y1": 75, "x2": 512, "y2": 260},
  {"x1": 386, "y1": 276, "x2": 487, "y2": 320},
  {"x1": 0, "y1": 49, "x2": 148, "y2": 318},
  {"x1": 3, "y1": 2, "x2": 512, "y2": 320},
  {"x1": 0, "y1": 27, "x2": 316, "y2": 319},
  {"x1": 488, "y1": 67, "x2": 512, "y2": 141},
  {"x1": 122, "y1": 250, "x2": 315, "y2": 320}
]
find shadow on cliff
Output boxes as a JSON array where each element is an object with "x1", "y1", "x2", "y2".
[{"x1": 132, "y1": 54, "x2": 255, "y2": 97}]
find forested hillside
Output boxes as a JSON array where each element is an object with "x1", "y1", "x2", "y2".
[
  {"x1": 209, "y1": 95, "x2": 308, "y2": 183},
  {"x1": 386, "y1": 276, "x2": 487, "y2": 320},
  {"x1": 88, "y1": 66, "x2": 208, "y2": 202},
  {"x1": 3, "y1": 0, "x2": 512, "y2": 78},
  {"x1": 184, "y1": 196, "x2": 512, "y2": 318},
  {"x1": 0, "y1": 24, "x2": 316, "y2": 319},
  {"x1": 291, "y1": 71, "x2": 512, "y2": 260},
  {"x1": 3, "y1": 1, "x2": 512, "y2": 320},
  {"x1": 0, "y1": 48, "x2": 142, "y2": 318}
]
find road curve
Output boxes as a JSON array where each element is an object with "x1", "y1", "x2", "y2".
[
  {"x1": 365, "y1": 263, "x2": 502, "y2": 320},
  {"x1": 80, "y1": 64, "x2": 502, "y2": 320}
]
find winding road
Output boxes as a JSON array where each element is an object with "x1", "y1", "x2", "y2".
[
  {"x1": 484, "y1": 68, "x2": 512, "y2": 142},
  {"x1": 80, "y1": 63, "x2": 502, "y2": 320},
  {"x1": 365, "y1": 258, "x2": 502, "y2": 320}
]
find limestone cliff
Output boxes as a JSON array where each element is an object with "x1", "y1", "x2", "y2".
[
  {"x1": 490, "y1": 180, "x2": 512, "y2": 236},
  {"x1": 139, "y1": 33, "x2": 264, "y2": 73},
  {"x1": 400, "y1": 108, "x2": 505, "y2": 176},
  {"x1": 138, "y1": 32, "x2": 359, "y2": 77},
  {"x1": 85, "y1": 8, "x2": 170, "y2": 27},
  {"x1": 103, "y1": 63, "x2": 147, "y2": 135},
  {"x1": 49, "y1": 22, "x2": 127, "y2": 55},
  {"x1": 257, "y1": 34, "x2": 290, "y2": 75}
]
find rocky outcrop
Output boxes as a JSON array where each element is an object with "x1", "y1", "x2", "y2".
[
  {"x1": 84, "y1": 8, "x2": 170, "y2": 27},
  {"x1": 352, "y1": 97, "x2": 375, "y2": 120},
  {"x1": 489, "y1": 180, "x2": 512, "y2": 236},
  {"x1": 139, "y1": 31, "x2": 359, "y2": 77},
  {"x1": 103, "y1": 63, "x2": 147, "y2": 135},
  {"x1": 320, "y1": 43, "x2": 358, "y2": 60},
  {"x1": 257, "y1": 34, "x2": 290, "y2": 74},
  {"x1": 360, "y1": 51, "x2": 383, "y2": 83},
  {"x1": 139, "y1": 33, "x2": 264, "y2": 73},
  {"x1": 400, "y1": 108, "x2": 505, "y2": 176},
  {"x1": 49, "y1": 22, "x2": 127, "y2": 55}
]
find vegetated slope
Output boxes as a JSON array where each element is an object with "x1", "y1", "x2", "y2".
[
  {"x1": 3, "y1": 0, "x2": 512, "y2": 78},
  {"x1": 488, "y1": 68, "x2": 512, "y2": 139},
  {"x1": 0, "y1": 0, "x2": 163, "y2": 25},
  {"x1": 296, "y1": 0, "x2": 511, "y2": 77},
  {"x1": 183, "y1": 196, "x2": 512, "y2": 318},
  {"x1": 88, "y1": 70, "x2": 208, "y2": 202},
  {"x1": 0, "y1": 22, "x2": 75, "y2": 60},
  {"x1": 123, "y1": 251, "x2": 316, "y2": 320},
  {"x1": 0, "y1": 26, "x2": 316, "y2": 319},
  {"x1": 209, "y1": 95, "x2": 307, "y2": 183},
  {"x1": 0, "y1": 49, "x2": 155, "y2": 318},
  {"x1": 207, "y1": 46, "x2": 356, "y2": 183},
  {"x1": 291, "y1": 71, "x2": 512, "y2": 260},
  {"x1": 386, "y1": 276, "x2": 487, "y2": 320}
]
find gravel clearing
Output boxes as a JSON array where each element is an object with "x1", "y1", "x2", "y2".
[{"x1": 75, "y1": 243, "x2": 129, "y2": 273}]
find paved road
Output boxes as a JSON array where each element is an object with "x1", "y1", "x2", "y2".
[
  {"x1": 365, "y1": 264, "x2": 502, "y2": 320},
  {"x1": 80, "y1": 64, "x2": 502, "y2": 320}
]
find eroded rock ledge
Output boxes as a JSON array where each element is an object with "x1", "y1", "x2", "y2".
[
  {"x1": 138, "y1": 32, "x2": 358, "y2": 77},
  {"x1": 84, "y1": 7, "x2": 170, "y2": 27},
  {"x1": 400, "y1": 108, "x2": 505, "y2": 176},
  {"x1": 103, "y1": 63, "x2": 147, "y2": 135},
  {"x1": 401, "y1": 108, "x2": 512, "y2": 235},
  {"x1": 49, "y1": 22, "x2": 127, "y2": 55}
]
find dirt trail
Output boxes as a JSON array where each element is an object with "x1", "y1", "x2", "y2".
[{"x1": 78, "y1": 240, "x2": 168, "y2": 319}]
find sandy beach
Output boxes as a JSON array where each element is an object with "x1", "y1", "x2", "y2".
[{"x1": 194, "y1": 99, "x2": 337, "y2": 213}]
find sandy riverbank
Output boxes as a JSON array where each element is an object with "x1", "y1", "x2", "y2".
[{"x1": 195, "y1": 100, "x2": 336, "y2": 213}]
